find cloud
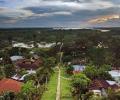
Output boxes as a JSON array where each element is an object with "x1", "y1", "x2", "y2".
[
  {"x1": 89, "y1": 14, "x2": 120, "y2": 24},
  {"x1": 19, "y1": 0, "x2": 118, "y2": 11},
  {"x1": 35, "y1": 11, "x2": 72, "y2": 17},
  {"x1": 0, "y1": 0, "x2": 119, "y2": 27},
  {"x1": 0, "y1": 0, "x2": 5, "y2": 3},
  {"x1": 0, "y1": 6, "x2": 72, "y2": 23},
  {"x1": 3, "y1": 19, "x2": 18, "y2": 24},
  {"x1": 0, "y1": 7, "x2": 33, "y2": 18}
]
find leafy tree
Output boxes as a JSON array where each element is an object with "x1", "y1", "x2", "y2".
[
  {"x1": 71, "y1": 73, "x2": 91, "y2": 100},
  {"x1": 88, "y1": 48, "x2": 106, "y2": 67},
  {"x1": 32, "y1": 48, "x2": 48, "y2": 58},
  {"x1": 109, "y1": 38, "x2": 120, "y2": 69},
  {"x1": 105, "y1": 88, "x2": 120, "y2": 100},
  {"x1": 101, "y1": 64, "x2": 112, "y2": 71},
  {"x1": 98, "y1": 67, "x2": 113, "y2": 80},
  {"x1": 4, "y1": 64, "x2": 15, "y2": 77},
  {"x1": 0, "y1": 66, "x2": 5, "y2": 79},
  {"x1": 7, "y1": 35, "x2": 13, "y2": 47},
  {"x1": 0, "y1": 92, "x2": 15, "y2": 100},
  {"x1": 2, "y1": 49, "x2": 12, "y2": 65},
  {"x1": 83, "y1": 65, "x2": 98, "y2": 80},
  {"x1": 33, "y1": 34, "x2": 38, "y2": 48},
  {"x1": 24, "y1": 73, "x2": 36, "y2": 82},
  {"x1": 23, "y1": 74, "x2": 45, "y2": 99},
  {"x1": 44, "y1": 57, "x2": 56, "y2": 67},
  {"x1": 66, "y1": 65, "x2": 74, "y2": 75},
  {"x1": 83, "y1": 65, "x2": 113, "y2": 80},
  {"x1": 36, "y1": 57, "x2": 55, "y2": 86},
  {"x1": 20, "y1": 80, "x2": 37, "y2": 100},
  {"x1": 63, "y1": 55, "x2": 73, "y2": 62}
]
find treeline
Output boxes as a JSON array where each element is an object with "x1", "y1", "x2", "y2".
[{"x1": 0, "y1": 27, "x2": 119, "y2": 43}]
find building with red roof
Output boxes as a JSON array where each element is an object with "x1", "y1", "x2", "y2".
[{"x1": 0, "y1": 78, "x2": 22, "y2": 94}]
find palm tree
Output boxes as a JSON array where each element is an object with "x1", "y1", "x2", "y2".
[
  {"x1": 33, "y1": 34, "x2": 38, "y2": 48},
  {"x1": 20, "y1": 80, "x2": 37, "y2": 100},
  {"x1": 2, "y1": 49, "x2": 12, "y2": 64},
  {"x1": 39, "y1": 60, "x2": 54, "y2": 82},
  {"x1": 36, "y1": 57, "x2": 55, "y2": 87},
  {"x1": 7, "y1": 35, "x2": 13, "y2": 47}
]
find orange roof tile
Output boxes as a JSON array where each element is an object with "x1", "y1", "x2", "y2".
[{"x1": 0, "y1": 78, "x2": 22, "y2": 94}]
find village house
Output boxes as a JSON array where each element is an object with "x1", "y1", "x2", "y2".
[
  {"x1": 108, "y1": 70, "x2": 120, "y2": 85},
  {"x1": 89, "y1": 79, "x2": 119, "y2": 96},
  {"x1": 15, "y1": 58, "x2": 43, "y2": 70}
]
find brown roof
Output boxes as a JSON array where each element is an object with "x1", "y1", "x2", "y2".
[
  {"x1": 89, "y1": 79, "x2": 110, "y2": 90},
  {"x1": 16, "y1": 59, "x2": 43, "y2": 70},
  {"x1": 0, "y1": 78, "x2": 22, "y2": 94},
  {"x1": 89, "y1": 79, "x2": 119, "y2": 90}
]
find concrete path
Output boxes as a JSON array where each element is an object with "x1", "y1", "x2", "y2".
[{"x1": 56, "y1": 68, "x2": 61, "y2": 100}]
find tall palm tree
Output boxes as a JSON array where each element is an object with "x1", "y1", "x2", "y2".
[
  {"x1": 7, "y1": 35, "x2": 13, "y2": 47},
  {"x1": 33, "y1": 34, "x2": 38, "y2": 48},
  {"x1": 37, "y1": 57, "x2": 55, "y2": 85}
]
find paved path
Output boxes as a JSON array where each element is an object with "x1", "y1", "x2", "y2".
[{"x1": 56, "y1": 68, "x2": 61, "y2": 100}]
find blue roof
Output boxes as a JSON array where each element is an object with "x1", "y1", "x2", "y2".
[{"x1": 73, "y1": 65, "x2": 85, "y2": 71}]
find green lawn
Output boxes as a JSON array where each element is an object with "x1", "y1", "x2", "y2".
[
  {"x1": 41, "y1": 69, "x2": 58, "y2": 100},
  {"x1": 41, "y1": 68, "x2": 73, "y2": 100},
  {"x1": 61, "y1": 68, "x2": 73, "y2": 100}
]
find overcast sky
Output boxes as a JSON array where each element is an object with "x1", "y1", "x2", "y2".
[{"x1": 0, "y1": 0, "x2": 120, "y2": 28}]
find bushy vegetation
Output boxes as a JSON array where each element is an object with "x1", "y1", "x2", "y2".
[
  {"x1": 71, "y1": 73, "x2": 91, "y2": 100},
  {"x1": 83, "y1": 65, "x2": 113, "y2": 80}
]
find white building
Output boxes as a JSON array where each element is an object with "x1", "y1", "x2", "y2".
[
  {"x1": 11, "y1": 70, "x2": 36, "y2": 81},
  {"x1": 108, "y1": 70, "x2": 120, "y2": 85},
  {"x1": 10, "y1": 56, "x2": 24, "y2": 62}
]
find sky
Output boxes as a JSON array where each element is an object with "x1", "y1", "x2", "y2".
[{"x1": 0, "y1": 0, "x2": 120, "y2": 28}]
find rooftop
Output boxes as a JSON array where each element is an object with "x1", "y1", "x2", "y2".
[
  {"x1": 10, "y1": 55, "x2": 24, "y2": 61},
  {"x1": 16, "y1": 59, "x2": 43, "y2": 70},
  {"x1": 89, "y1": 79, "x2": 119, "y2": 90},
  {"x1": 0, "y1": 78, "x2": 22, "y2": 94}
]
